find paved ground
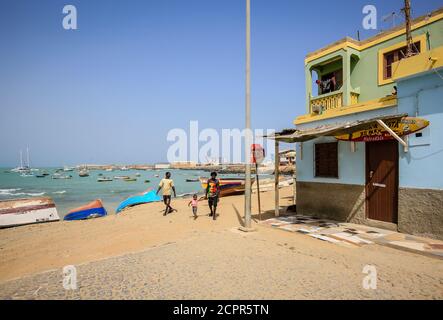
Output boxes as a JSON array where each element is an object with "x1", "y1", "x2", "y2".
[
  {"x1": 1, "y1": 226, "x2": 442, "y2": 300},
  {"x1": 261, "y1": 215, "x2": 443, "y2": 258}
]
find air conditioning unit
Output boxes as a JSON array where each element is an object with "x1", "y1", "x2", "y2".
[{"x1": 311, "y1": 105, "x2": 324, "y2": 115}]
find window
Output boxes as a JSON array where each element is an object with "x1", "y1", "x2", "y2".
[
  {"x1": 383, "y1": 42, "x2": 421, "y2": 80},
  {"x1": 315, "y1": 142, "x2": 338, "y2": 178}
]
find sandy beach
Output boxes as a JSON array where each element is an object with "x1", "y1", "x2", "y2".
[
  {"x1": 0, "y1": 186, "x2": 442, "y2": 299},
  {"x1": 0, "y1": 186, "x2": 294, "y2": 282}
]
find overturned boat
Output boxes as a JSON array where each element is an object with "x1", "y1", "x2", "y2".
[
  {"x1": 64, "y1": 199, "x2": 107, "y2": 221},
  {"x1": 0, "y1": 197, "x2": 60, "y2": 228},
  {"x1": 116, "y1": 190, "x2": 161, "y2": 213}
]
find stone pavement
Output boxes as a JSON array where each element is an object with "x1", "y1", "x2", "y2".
[
  {"x1": 260, "y1": 215, "x2": 443, "y2": 259},
  {"x1": 1, "y1": 227, "x2": 442, "y2": 300}
]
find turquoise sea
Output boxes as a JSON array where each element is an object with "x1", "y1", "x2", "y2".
[{"x1": 0, "y1": 168, "x2": 227, "y2": 218}]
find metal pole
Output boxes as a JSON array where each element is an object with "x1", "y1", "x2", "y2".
[
  {"x1": 244, "y1": 0, "x2": 252, "y2": 228},
  {"x1": 274, "y1": 140, "x2": 280, "y2": 217}
]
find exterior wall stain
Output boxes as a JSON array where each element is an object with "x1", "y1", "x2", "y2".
[{"x1": 398, "y1": 187, "x2": 443, "y2": 240}]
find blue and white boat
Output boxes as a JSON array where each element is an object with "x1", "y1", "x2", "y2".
[
  {"x1": 64, "y1": 199, "x2": 107, "y2": 221},
  {"x1": 116, "y1": 190, "x2": 161, "y2": 213}
]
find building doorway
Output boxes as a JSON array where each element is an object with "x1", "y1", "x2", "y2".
[{"x1": 365, "y1": 140, "x2": 399, "y2": 223}]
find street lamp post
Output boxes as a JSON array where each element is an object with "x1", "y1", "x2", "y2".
[{"x1": 244, "y1": 0, "x2": 252, "y2": 229}]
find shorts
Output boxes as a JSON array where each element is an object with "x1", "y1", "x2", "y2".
[
  {"x1": 208, "y1": 196, "x2": 218, "y2": 207},
  {"x1": 163, "y1": 195, "x2": 171, "y2": 203},
  {"x1": 192, "y1": 207, "x2": 198, "y2": 215}
]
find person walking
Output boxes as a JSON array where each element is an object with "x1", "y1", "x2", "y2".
[
  {"x1": 156, "y1": 171, "x2": 176, "y2": 216},
  {"x1": 205, "y1": 172, "x2": 220, "y2": 220}
]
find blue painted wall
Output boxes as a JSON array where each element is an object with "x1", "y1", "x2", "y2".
[
  {"x1": 296, "y1": 68, "x2": 443, "y2": 190},
  {"x1": 296, "y1": 107, "x2": 398, "y2": 186},
  {"x1": 296, "y1": 137, "x2": 366, "y2": 185},
  {"x1": 397, "y1": 69, "x2": 443, "y2": 190}
]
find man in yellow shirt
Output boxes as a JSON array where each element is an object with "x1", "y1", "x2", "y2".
[{"x1": 156, "y1": 172, "x2": 177, "y2": 216}]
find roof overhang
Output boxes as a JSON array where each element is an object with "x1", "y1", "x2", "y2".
[{"x1": 266, "y1": 113, "x2": 408, "y2": 143}]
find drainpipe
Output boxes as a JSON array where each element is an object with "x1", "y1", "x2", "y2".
[{"x1": 412, "y1": 84, "x2": 443, "y2": 117}]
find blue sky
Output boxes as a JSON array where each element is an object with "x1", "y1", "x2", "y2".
[{"x1": 1, "y1": 0, "x2": 442, "y2": 166}]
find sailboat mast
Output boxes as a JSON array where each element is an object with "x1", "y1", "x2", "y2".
[
  {"x1": 20, "y1": 150, "x2": 23, "y2": 168},
  {"x1": 26, "y1": 147, "x2": 30, "y2": 168}
]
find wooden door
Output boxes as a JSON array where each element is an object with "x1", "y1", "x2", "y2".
[{"x1": 365, "y1": 140, "x2": 398, "y2": 223}]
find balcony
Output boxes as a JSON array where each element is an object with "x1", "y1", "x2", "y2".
[{"x1": 310, "y1": 91, "x2": 360, "y2": 114}]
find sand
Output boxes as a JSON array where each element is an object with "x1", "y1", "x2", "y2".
[
  {"x1": 1, "y1": 186, "x2": 442, "y2": 299},
  {"x1": 0, "y1": 186, "x2": 294, "y2": 282}
]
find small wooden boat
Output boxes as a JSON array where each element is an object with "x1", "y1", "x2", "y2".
[
  {"x1": 52, "y1": 173, "x2": 72, "y2": 179},
  {"x1": 124, "y1": 178, "x2": 137, "y2": 182},
  {"x1": 97, "y1": 177, "x2": 113, "y2": 182},
  {"x1": 79, "y1": 169, "x2": 89, "y2": 177},
  {"x1": 186, "y1": 178, "x2": 200, "y2": 182},
  {"x1": 35, "y1": 174, "x2": 46, "y2": 178},
  {"x1": 199, "y1": 177, "x2": 255, "y2": 197},
  {"x1": 144, "y1": 180, "x2": 150, "y2": 183},
  {"x1": 114, "y1": 175, "x2": 130, "y2": 180},
  {"x1": 20, "y1": 173, "x2": 34, "y2": 177},
  {"x1": 64, "y1": 199, "x2": 107, "y2": 221},
  {"x1": 116, "y1": 190, "x2": 161, "y2": 213},
  {"x1": 0, "y1": 197, "x2": 60, "y2": 228}
]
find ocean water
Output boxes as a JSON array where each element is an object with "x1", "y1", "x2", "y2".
[{"x1": 0, "y1": 168, "x2": 230, "y2": 218}]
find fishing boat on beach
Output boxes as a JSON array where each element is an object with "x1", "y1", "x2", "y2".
[
  {"x1": 64, "y1": 199, "x2": 107, "y2": 221},
  {"x1": 0, "y1": 197, "x2": 60, "y2": 228},
  {"x1": 116, "y1": 190, "x2": 161, "y2": 213},
  {"x1": 199, "y1": 177, "x2": 255, "y2": 197}
]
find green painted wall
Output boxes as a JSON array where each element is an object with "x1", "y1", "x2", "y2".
[{"x1": 306, "y1": 18, "x2": 443, "y2": 108}]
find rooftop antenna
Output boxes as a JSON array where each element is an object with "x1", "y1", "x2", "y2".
[{"x1": 382, "y1": 11, "x2": 400, "y2": 28}]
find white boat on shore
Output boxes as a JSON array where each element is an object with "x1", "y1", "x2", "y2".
[{"x1": 0, "y1": 197, "x2": 60, "y2": 228}]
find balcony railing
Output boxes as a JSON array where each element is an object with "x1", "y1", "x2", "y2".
[
  {"x1": 350, "y1": 91, "x2": 360, "y2": 105},
  {"x1": 310, "y1": 91, "x2": 343, "y2": 114},
  {"x1": 310, "y1": 91, "x2": 360, "y2": 114}
]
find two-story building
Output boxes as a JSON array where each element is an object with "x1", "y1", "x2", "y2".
[{"x1": 271, "y1": 7, "x2": 443, "y2": 239}]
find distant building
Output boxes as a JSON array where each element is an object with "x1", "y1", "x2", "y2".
[
  {"x1": 154, "y1": 163, "x2": 171, "y2": 169},
  {"x1": 170, "y1": 161, "x2": 197, "y2": 169},
  {"x1": 279, "y1": 150, "x2": 296, "y2": 165}
]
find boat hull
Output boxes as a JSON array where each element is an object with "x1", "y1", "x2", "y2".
[
  {"x1": 64, "y1": 199, "x2": 107, "y2": 221},
  {"x1": 0, "y1": 197, "x2": 60, "y2": 228},
  {"x1": 116, "y1": 190, "x2": 161, "y2": 213},
  {"x1": 199, "y1": 177, "x2": 255, "y2": 197}
]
